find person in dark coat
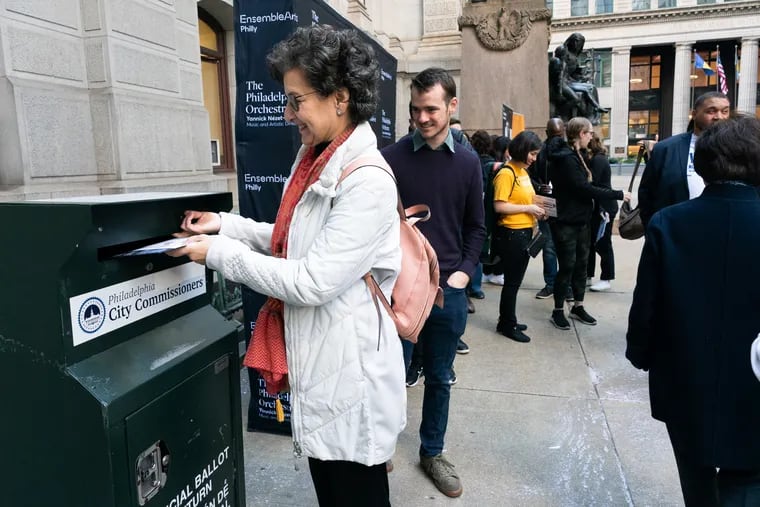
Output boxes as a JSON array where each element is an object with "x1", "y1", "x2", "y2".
[
  {"x1": 638, "y1": 92, "x2": 730, "y2": 227},
  {"x1": 546, "y1": 117, "x2": 629, "y2": 330},
  {"x1": 529, "y1": 118, "x2": 563, "y2": 300},
  {"x1": 584, "y1": 133, "x2": 618, "y2": 292},
  {"x1": 626, "y1": 115, "x2": 760, "y2": 507}
]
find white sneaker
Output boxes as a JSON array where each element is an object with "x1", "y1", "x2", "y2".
[
  {"x1": 586, "y1": 277, "x2": 593, "y2": 287},
  {"x1": 485, "y1": 274, "x2": 504, "y2": 286},
  {"x1": 590, "y1": 280, "x2": 611, "y2": 292}
]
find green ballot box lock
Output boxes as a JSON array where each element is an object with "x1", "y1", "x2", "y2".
[{"x1": 0, "y1": 192, "x2": 245, "y2": 507}]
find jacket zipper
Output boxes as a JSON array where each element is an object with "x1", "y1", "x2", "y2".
[
  {"x1": 292, "y1": 440, "x2": 303, "y2": 471},
  {"x1": 285, "y1": 304, "x2": 304, "y2": 471}
]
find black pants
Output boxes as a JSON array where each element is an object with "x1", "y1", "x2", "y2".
[
  {"x1": 668, "y1": 426, "x2": 760, "y2": 506},
  {"x1": 493, "y1": 226, "x2": 532, "y2": 330},
  {"x1": 308, "y1": 458, "x2": 390, "y2": 507},
  {"x1": 587, "y1": 212, "x2": 615, "y2": 280},
  {"x1": 550, "y1": 222, "x2": 591, "y2": 309}
]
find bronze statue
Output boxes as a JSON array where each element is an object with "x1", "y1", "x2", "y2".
[{"x1": 549, "y1": 33, "x2": 608, "y2": 125}]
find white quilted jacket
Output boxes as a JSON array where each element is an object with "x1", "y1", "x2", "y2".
[{"x1": 206, "y1": 122, "x2": 406, "y2": 465}]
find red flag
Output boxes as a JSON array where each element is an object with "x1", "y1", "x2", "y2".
[{"x1": 717, "y1": 56, "x2": 728, "y2": 95}]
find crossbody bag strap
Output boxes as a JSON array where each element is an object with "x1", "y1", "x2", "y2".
[{"x1": 627, "y1": 144, "x2": 647, "y2": 193}]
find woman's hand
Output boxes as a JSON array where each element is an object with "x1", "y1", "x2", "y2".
[
  {"x1": 622, "y1": 191, "x2": 632, "y2": 203},
  {"x1": 166, "y1": 235, "x2": 215, "y2": 265},
  {"x1": 525, "y1": 204, "x2": 546, "y2": 219},
  {"x1": 179, "y1": 210, "x2": 221, "y2": 235}
]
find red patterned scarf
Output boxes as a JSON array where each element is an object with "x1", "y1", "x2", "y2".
[{"x1": 243, "y1": 126, "x2": 355, "y2": 395}]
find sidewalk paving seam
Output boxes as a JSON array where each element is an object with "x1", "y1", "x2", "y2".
[
  {"x1": 571, "y1": 320, "x2": 636, "y2": 506},
  {"x1": 452, "y1": 386, "x2": 599, "y2": 401}
]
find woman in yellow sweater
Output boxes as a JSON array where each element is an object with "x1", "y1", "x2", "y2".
[{"x1": 492, "y1": 131, "x2": 545, "y2": 342}]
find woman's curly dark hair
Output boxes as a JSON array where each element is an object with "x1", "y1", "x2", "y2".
[{"x1": 266, "y1": 25, "x2": 380, "y2": 123}]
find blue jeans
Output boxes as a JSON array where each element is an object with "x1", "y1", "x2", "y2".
[
  {"x1": 402, "y1": 287, "x2": 467, "y2": 457},
  {"x1": 469, "y1": 263, "x2": 483, "y2": 293},
  {"x1": 539, "y1": 220, "x2": 557, "y2": 289}
]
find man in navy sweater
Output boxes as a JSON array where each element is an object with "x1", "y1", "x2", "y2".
[{"x1": 381, "y1": 67, "x2": 485, "y2": 498}]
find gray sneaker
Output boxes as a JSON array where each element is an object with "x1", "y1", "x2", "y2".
[{"x1": 420, "y1": 454, "x2": 463, "y2": 498}]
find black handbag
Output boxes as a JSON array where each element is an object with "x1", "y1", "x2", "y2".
[
  {"x1": 526, "y1": 230, "x2": 547, "y2": 258},
  {"x1": 618, "y1": 145, "x2": 646, "y2": 240}
]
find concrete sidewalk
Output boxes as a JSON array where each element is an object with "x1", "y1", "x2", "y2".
[{"x1": 239, "y1": 235, "x2": 683, "y2": 506}]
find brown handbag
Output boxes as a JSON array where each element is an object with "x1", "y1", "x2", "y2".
[{"x1": 618, "y1": 145, "x2": 646, "y2": 240}]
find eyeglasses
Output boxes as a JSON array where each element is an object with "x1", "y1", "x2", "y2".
[{"x1": 286, "y1": 91, "x2": 319, "y2": 112}]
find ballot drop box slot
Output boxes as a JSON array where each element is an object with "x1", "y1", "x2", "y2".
[{"x1": 0, "y1": 192, "x2": 246, "y2": 507}]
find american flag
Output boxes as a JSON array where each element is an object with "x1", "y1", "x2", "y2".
[{"x1": 717, "y1": 55, "x2": 728, "y2": 95}]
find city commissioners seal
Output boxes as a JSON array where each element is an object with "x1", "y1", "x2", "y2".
[{"x1": 78, "y1": 297, "x2": 106, "y2": 334}]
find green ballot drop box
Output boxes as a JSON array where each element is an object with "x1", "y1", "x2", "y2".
[{"x1": 0, "y1": 192, "x2": 246, "y2": 507}]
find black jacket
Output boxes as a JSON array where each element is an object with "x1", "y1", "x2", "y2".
[
  {"x1": 529, "y1": 138, "x2": 554, "y2": 191},
  {"x1": 588, "y1": 153, "x2": 619, "y2": 217},
  {"x1": 547, "y1": 139, "x2": 623, "y2": 225},
  {"x1": 627, "y1": 183, "x2": 760, "y2": 468}
]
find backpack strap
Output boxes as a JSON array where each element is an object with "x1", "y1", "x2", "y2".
[
  {"x1": 338, "y1": 155, "x2": 404, "y2": 346},
  {"x1": 339, "y1": 155, "x2": 406, "y2": 219},
  {"x1": 496, "y1": 163, "x2": 518, "y2": 199}
]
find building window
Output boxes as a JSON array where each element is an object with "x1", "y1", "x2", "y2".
[
  {"x1": 632, "y1": 0, "x2": 650, "y2": 10},
  {"x1": 696, "y1": 0, "x2": 715, "y2": 4},
  {"x1": 546, "y1": 0, "x2": 553, "y2": 14},
  {"x1": 691, "y1": 50, "x2": 718, "y2": 89},
  {"x1": 658, "y1": 0, "x2": 676, "y2": 7},
  {"x1": 596, "y1": 110, "x2": 611, "y2": 142},
  {"x1": 580, "y1": 49, "x2": 612, "y2": 87},
  {"x1": 629, "y1": 55, "x2": 661, "y2": 91},
  {"x1": 628, "y1": 110, "x2": 659, "y2": 152},
  {"x1": 571, "y1": 0, "x2": 588, "y2": 16},
  {"x1": 596, "y1": 0, "x2": 613, "y2": 14},
  {"x1": 199, "y1": 10, "x2": 233, "y2": 172},
  {"x1": 594, "y1": 50, "x2": 612, "y2": 87}
]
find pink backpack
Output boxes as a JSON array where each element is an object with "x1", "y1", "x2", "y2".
[{"x1": 339, "y1": 155, "x2": 444, "y2": 343}]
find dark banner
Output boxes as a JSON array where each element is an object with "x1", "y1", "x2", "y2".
[{"x1": 234, "y1": 0, "x2": 397, "y2": 434}]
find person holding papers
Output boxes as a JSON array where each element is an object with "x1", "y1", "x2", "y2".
[
  {"x1": 547, "y1": 117, "x2": 630, "y2": 330},
  {"x1": 584, "y1": 133, "x2": 618, "y2": 292},
  {"x1": 167, "y1": 25, "x2": 405, "y2": 506},
  {"x1": 492, "y1": 131, "x2": 544, "y2": 343}
]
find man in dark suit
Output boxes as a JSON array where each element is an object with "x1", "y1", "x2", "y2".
[
  {"x1": 638, "y1": 91, "x2": 730, "y2": 227},
  {"x1": 627, "y1": 115, "x2": 760, "y2": 506}
]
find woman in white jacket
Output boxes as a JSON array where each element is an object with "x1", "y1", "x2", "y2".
[{"x1": 169, "y1": 25, "x2": 405, "y2": 506}]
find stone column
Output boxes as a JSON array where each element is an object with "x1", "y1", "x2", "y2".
[
  {"x1": 672, "y1": 42, "x2": 693, "y2": 135},
  {"x1": 737, "y1": 38, "x2": 759, "y2": 114},
  {"x1": 610, "y1": 46, "x2": 631, "y2": 159}
]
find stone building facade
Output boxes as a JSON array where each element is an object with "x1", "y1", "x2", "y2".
[
  {"x1": 3, "y1": 0, "x2": 756, "y2": 201},
  {"x1": 549, "y1": 0, "x2": 760, "y2": 157}
]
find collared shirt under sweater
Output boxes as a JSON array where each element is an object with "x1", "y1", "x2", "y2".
[{"x1": 381, "y1": 129, "x2": 486, "y2": 287}]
